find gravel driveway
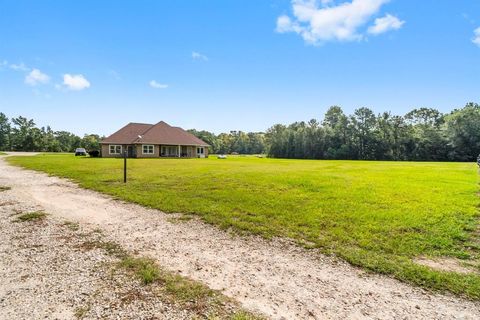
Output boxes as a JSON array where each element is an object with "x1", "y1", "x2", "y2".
[
  {"x1": 0, "y1": 194, "x2": 200, "y2": 319},
  {"x1": 1, "y1": 156, "x2": 479, "y2": 319}
]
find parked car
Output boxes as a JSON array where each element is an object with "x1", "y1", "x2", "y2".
[{"x1": 75, "y1": 148, "x2": 87, "y2": 156}]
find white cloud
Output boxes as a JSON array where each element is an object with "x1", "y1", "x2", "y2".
[
  {"x1": 149, "y1": 80, "x2": 168, "y2": 89},
  {"x1": 9, "y1": 63, "x2": 29, "y2": 71},
  {"x1": 0, "y1": 61, "x2": 31, "y2": 72},
  {"x1": 192, "y1": 51, "x2": 209, "y2": 61},
  {"x1": 276, "y1": 0, "x2": 402, "y2": 44},
  {"x1": 368, "y1": 14, "x2": 404, "y2": 35},
  {"x1": 473, "y1": 27, "x2": 480, "y2": 47},
  {"x1": 276, "y1": 15, "x2": 295, "y2": 33},
  {"x1": 25, "y1": 68, "x2": 50, "y2": 86},
  {"x1": 63, "y1": 74, "x2": 90, "y2": 91}
]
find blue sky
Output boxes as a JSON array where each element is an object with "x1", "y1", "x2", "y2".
[{"x1": 0, "y1": 0, "x2": 479, "y2": 136}]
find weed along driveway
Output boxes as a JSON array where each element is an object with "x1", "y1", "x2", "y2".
[{"x1": 1, "y1": 156, "x2": 480, "y2": 319}]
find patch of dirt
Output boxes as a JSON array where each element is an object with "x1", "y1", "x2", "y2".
[
  {"x1": 1, "y1": 158, "x2": 480, "y2": 319},
  {"x1": 415, "y1": 257, "x2": 479, "y2": 275},
  {"x1": 0, "y1": 200, "x2": 18, "y2": 207},
  {"x1": 0, "y1": 202, "x2": 189, "y2": 319},
  {"x1": 0, "y1": 185, "x2": 250, "y2": 319}
]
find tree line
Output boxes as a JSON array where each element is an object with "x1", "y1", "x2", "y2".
[
  {"x1": 0, "y1": 114, "x2": 102, "y2": 152},
  {"x1": 2, "y1": 102, "x2": 479, "y2": 161},
  {"x1": 188, "y1": 129, "x2": 267, "y2": 155},
  {"x1": 265, "y1": 103, "x2": 480, "y2": 162}
]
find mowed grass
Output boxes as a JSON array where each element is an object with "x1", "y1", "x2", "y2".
[{"x1": 8, "y1": 154, "x2": 480, "y2": 298}]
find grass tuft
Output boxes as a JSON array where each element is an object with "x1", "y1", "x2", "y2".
[
  {"x1": 230, "y1": 312, "x2": 263, "y2": 320},
  {"x1": 121, "y1": 257, "x2": 160, "y2": 284},
  {"x1": 63, "y1": 221, "x2": 80, "y2": 231},
  {"x1": 0, "y1": 185, "x2": 11, "y2": 192},
  {"x1": 74, "y1": 306, "x2": 90, "y2": 319},
  {"x1": 79, "y1": 240, "x2": 127, "y2": 259},
  {"x1": 15, "y1": 211, "x2": 47, "y2": 222}
]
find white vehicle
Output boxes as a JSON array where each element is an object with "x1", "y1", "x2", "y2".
[{"x1": 75, "y1": 148, "x2": 87, "y2": 156}]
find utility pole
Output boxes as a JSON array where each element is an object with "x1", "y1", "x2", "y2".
[{"x1": 123, "y1": 150, "x2": 127, "y2": 183}]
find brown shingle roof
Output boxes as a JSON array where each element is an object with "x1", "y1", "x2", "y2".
[
  {"x1": 101, "y1": 123, "x2": 152, "y2": 144},
  {"x1": 101, "y1": 121, "x2": 209, "y2": 146}
]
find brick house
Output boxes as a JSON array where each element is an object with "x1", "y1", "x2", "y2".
[{"x1": 100, "y1": 121, "x2": 209, "y2": 158}]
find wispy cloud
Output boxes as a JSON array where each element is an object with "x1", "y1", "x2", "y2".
[
  {"x1": 192, "y1": 51, "x2": 209, "y2": 61},
  {"x1": 473, "y1": 27, "x2": 480, "y2": 47},
  {"x1": 32, "y1": 88, "x2": 51, "y2": 99},
  {"x1": 149, "y1": 80, "x2": 168, "y2": 89},
  {"x1": 108, "y1": 69, "x2": 121, "y2": 80},
  {"x1": 9, "y1": 62, "x2": 29, "y2": 71},
  {"x1": 276, "y1": 0, "x2": 403, "y2": 45},
  {"x1": 462, "y1": 13, "x2": 476, "y2": 25},
  {"x1": 368, "y1": 14, "x2": 405, "y2": 35},
  {"x1": 0, "y1": 60, "x2": 31, "y2": 72},
  {"x1": 62, "y1": 74, "x2": 90, "y2": 91},
  {"x1": 25, "y1": 69, "x2": 50, "y2": 86}
]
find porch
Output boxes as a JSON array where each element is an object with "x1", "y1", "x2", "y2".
[
  {"x1": 159, "y1": 145, "x2": 206, "y2": 158},
  {"x1": 101, "y1": 144, "x2": 206, "y2": 158}
]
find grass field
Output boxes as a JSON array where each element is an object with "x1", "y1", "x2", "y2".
[{"x1": 8, "y1": 154, "x2": 480, "y2": 298}]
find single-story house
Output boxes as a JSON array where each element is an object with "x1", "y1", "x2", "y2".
[{"x1": 100, "y1": 121, "x2": 209, "y2": 158}]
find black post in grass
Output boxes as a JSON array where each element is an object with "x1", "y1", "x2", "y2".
[{"x1": 123, "y1": 149, "x2": 127, "y2": 183}]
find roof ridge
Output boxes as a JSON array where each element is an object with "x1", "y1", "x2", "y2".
[
  {"x1": 101, "y1": 122, "x2": 155, "y2": 144},
  {"x1": 102, "y1": 121, "x2": 209, "y2": 146},
  {"x1": 131, "y1": 123, "x2": 155, "y2": 143},
  {"x1": 129, "y1": 122, "x2": 153, "y2": 126},
  {"x1": 155, "y1": 120, "x2": 171, "y2": 127}
]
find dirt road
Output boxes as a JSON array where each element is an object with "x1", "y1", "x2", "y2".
[
  {"x1": 0, "y1": 191, "x2": 203, "y2": 319},
  {"x1": 1, "y1": 156, "x2": 479, "y2": 319}
]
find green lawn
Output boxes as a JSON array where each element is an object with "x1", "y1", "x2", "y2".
[{"x1": 8, "y1": 154, "x2": 480, "y2": 298}]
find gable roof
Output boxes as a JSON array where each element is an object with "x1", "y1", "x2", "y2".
[
  {"x1": 101, "y1": 121, "x2": 209, "y2": 146},
  {"x1": 101, "y1": 123, "x2": 153, "y2": 144}
]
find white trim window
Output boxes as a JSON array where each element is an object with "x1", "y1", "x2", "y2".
[
  {"x1": 197, "y1": 147, "x2": 204, "y2": 155},
  {"x1": 142, "y1": 144, "x2": 154, "y2": 155},
  {"x1": 109, "y1": 145, "x2": 122, "y2": 155},
  {"x1": 161, "y1": 146, "x2": 178, "y2": 157}
]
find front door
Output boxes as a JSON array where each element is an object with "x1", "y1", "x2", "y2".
[
  {"x1": 181, "y1": 146, "x2": 188, "y2": 157},
  {"x1": 197, "y1": 146, "x2": 205, "y2": 158},
  {"x1": 127, "y1": 145, "x2": 135, "y2": 158}
]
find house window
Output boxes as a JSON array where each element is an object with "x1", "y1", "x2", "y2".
[
  {"x1": 161, "y1": 146, "x2": 178, "y2": 157},
  {"x1": 143, "y1": 145, "x2": 154, "y2": 154},
  {"x1": 109, "y1": 145, "x2": 122, "y2": 154},
  {"x1": 197, "y1": 147, "x2": 204, "y2": 154}
]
